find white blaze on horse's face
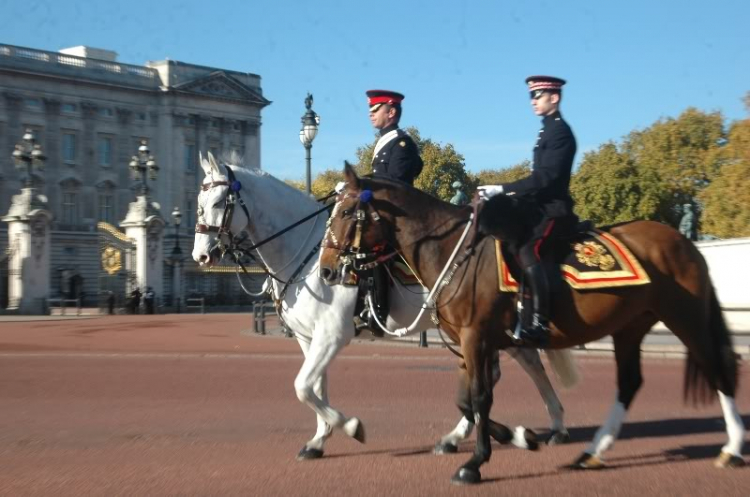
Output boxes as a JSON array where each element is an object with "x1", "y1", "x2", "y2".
[{"x1": 191, "y1": 152, "x2": 245, "y2": 266}]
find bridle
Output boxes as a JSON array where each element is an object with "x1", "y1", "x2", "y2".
[
  {"x1": 195, "y1": 164, "x2": 336, "y2": 295},
  {"x1": 321, "y1": 189, "x2": 399, "y2": 273},
  {"x1": 195, "y1": 166, "x2": 250, "y2": 259}
]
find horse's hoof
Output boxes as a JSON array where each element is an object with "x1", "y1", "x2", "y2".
[
  {"x1": 714, "y1": 452, "x2": 746, "y2": 468},
  {"x1": 434, "y1": 442, "x2": 458, "y2": 455},
  {"x1": 546, "y1": 430, "x2": 571, "y2": 446},
  {"x1": 344, "y1": 417, "x2": 366, "y2": 444},
  {"x1": 511, "y1": 426, "x2": 539, "y2": 451},
  {"x1": 450, "y1": 467, "x2": 481, "y2": 485},
  {"x1": 296, "y1": 446, "x2": 324, "y2": 461},
  {"x1": 570, "y1": 452, "x2": 605, "y2": 470}
]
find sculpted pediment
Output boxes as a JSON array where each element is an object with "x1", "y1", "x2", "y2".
[{"x1": 172, "y1": 71, "x2": 270, "y2": 106}]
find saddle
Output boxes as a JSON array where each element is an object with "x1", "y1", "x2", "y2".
[{"x1": 496, "y1": 227, "x2": 650, "y2": 292}]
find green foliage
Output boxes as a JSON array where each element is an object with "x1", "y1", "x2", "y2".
[
  {"x1": 570, "y1": 143, "x2": 661, "y2": 225},
  {"x1": 622, "y1": 107, "x2": 727, "y2": 225},
  {"x1": 467, "y1": 161, "x2": 532, "y2": 194},
  {"x1": 310, "y1": 169, "x2": 345, "y2": 199},
  {"x1": 699, "y1": 117, "x2": 750, "y2": 238}
]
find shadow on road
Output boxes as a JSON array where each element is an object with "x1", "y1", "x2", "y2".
[{"x1": 560, "y1": 414, "x2": 750, "y2": 442}]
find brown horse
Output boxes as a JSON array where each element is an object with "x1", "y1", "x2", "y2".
[{"x1": 318, "y1": 163, "x2": 745, "y2": 485}]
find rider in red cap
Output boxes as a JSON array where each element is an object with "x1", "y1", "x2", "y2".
[
  {"x1": 478, "y1": 76, "x2": 579, "y2": 348},
  {"x1": 354, "y1": 90, "x2": 424, "y2": 337},
  {"x1": 365, "y1": 90, "x2": 423, "y2": 185}
]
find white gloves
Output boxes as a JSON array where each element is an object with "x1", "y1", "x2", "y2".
[
  {"x1": 335, "y1": 181, "x2": 347, "y2": 193},
  {"x1": 477, "y1": 185, "x2": 504, "y2": 200}
]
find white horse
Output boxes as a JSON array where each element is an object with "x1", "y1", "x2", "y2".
[{"x1": 191, "y1": 152, "x2": 578, "y2": 459}]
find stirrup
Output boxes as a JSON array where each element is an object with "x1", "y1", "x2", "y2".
[{"x1": 507, "y1": 317, "x2": 550, "y2": 348}]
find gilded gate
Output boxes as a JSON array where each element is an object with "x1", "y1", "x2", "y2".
[{"x1": 97, "y1": 222, "x2": 137, "y2": 307}]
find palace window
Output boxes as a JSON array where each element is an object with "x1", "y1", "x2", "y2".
[
  {"x1": 98, "y1": 107, "x2": 114, "y2": 117},
  {"x1": 62, "y1": 103, "x2": 78, "y2": 113},
  {"x1": 98, "y1": 194, "x2": 114, "y2": 224},
  {"x1": 62, "y1": 133, "x2": 76, "y2": 163},
  {"x1": 98, "y1": 136, "x2": 113, "y2": 166},
  {"x1": 62, "y1": 192, "x2": 77, "y2": 224},
  {"x1": 184, "y1": 143, "x2": 196, "y2": 173}
]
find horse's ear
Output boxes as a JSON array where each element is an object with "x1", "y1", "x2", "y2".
[
  {"x1": 207, "y1": 151, "x2": 221, "y2": 176},
  {"x1": 343, "y1": 161, "x2": 360, "y2": 189},
  {"x1": 199, "y1": 151, "x2": 210, "y2": 176}
]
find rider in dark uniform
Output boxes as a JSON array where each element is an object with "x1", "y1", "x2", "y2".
[
  {"x1": 478, "y1": 76, "x2": 578, "y2": 347},
  {"x1": 358, "y1": 90, "x2": 423, "y2": 335}
]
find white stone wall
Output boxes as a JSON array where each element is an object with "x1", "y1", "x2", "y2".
[{"x1": 696, "y1": 238, "x2": 750, "y2": 310}]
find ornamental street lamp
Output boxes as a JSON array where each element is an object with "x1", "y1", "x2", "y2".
[
  {"x1": 299, "y1": 93, "x2": 320, "y2": 194},
  {"x1": 129, "y1": 140, "x2": 159, "y2": 197},
  {"x1": 171, "y1": 206, "x2": 183, "y2": 313},
  {"x1": 12, "y1": 129, "x2": 46, "y2": 189}
]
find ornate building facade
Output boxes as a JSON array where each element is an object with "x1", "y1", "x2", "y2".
[{"x1": 0, "y1": 43, "x2": 270, "y2": 309}]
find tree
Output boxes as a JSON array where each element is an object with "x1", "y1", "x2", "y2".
[
  {"x1": 622, "y1": 107, "x2": 727, "y2": 226},
  {"x1": 570, "y1": 143, "x2": 662, "y2": 225},
  {"x1": 699, "y1": 108, "x2": 750, "y2": 238},
  {"x1": 467, "y1": 161, "x2": 533, "y2": 194},
  {"x1": 310, "y1": 169, "x2": 345, "y2": 199}
]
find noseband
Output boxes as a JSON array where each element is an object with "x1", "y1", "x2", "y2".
[
  {"x1": 322, "y1": 190, "x2": 397, "y2": 271},
  {"x1": 195, "y1": 166, "x2": 251, "y2": 257}
]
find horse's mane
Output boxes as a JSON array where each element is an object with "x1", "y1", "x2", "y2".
[
  {"x1": 223, "y1": 161, "x2": 320, "y2": 211},
  {"x1": 360, "y1": 175, "x2": 469, "y2": 216}
]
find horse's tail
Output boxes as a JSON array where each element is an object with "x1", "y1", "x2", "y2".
[
  {"x1": 683, "y1": 287, "x2": 739, "y2": 405},
  {"x1": 544, "y1": 349, "x2": 580, "y2": 389}
]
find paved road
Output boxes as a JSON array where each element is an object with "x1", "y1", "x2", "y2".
[{"x1": 0, "y1": 315, "x2": 748, "y2": 496}]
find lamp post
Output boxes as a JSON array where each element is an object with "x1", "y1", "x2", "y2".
[
  {"x1": 129, "y1": 140, "x2": 159, "y2": 197},
  {"x1": 171, "y1": 206, "x2": 183, "y2": 313},
  {"x1": 299, "y1": 93, "x2": 320, "y2": 194},
  {"x1": 13, "y1": 129, "x2": 46, "y2": 188}
]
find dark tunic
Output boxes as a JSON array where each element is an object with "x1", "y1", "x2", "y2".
[
  {"x1": 372, "y1": 124, "x2": 423, "y2": 186},
  {"x1": 502, "y1": 111, "x2": 577, "y2": 220}
]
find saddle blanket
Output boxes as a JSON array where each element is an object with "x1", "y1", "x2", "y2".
[{"x1": 495, "y1": 230, "x2": 651, "y2": 292}]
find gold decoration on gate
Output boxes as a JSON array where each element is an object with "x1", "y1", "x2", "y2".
[
  {"x1": 574, "y1": 241, "x2": 616, "y2": 271},
  {"x1": 102, "y1": 246, "x2": 123, "y2": 275}
]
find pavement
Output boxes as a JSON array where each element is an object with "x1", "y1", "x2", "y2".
[{"x1": 3, "y1": 310, "x2": 749, "y2": 360}]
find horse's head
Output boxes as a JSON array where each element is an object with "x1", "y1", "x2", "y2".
[
  {"x1": 191, "y1": 151, "x2": 249, "y2": 266},
  {"x1": 318, "y1": 162, "x2": 394, "y2": 285}
]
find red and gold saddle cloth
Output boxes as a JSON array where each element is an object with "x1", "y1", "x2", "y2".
[{"x1": 495, "y1": 230, "x2": 650, "y2": 292}]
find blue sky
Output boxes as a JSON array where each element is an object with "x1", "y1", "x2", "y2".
[{"x1": 3, "y1": 0, "x2": 749, "y2": 180}]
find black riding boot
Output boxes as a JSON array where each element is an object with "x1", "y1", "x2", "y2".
[{"x1": 519, "y1": 263, "x2": 551, "y2": 348}]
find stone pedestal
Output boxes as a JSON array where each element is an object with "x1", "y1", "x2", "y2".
[
  {"x1": 2, "y1": 188, "x2": 53, "y2": 314},
  {"x1": 120, "y1": 195, "x2": 165, "y2": 300}
]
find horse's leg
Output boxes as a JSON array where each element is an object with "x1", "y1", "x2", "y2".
[
  {"x1": 451, "y1": 333, "x2": 495, "y2": 485},
  {"x1": 436, "y1": 350, "x2": 537, "y2": 455},
  {"x1": 507, "y1": 347, "x2": 569, "y2": 445},
  {"x1": 661, "y1": 292, "x2": 745, "y2": 468},
  {"x1": 573, "y1": 319, "x2": 651, "y2": 470},
  {"x1": 294, "y1": 337, "x2": 332, "y2": 460},
  {"x1": 294, "y1": 328, "x2": 365, "y2": 448},
  {"x1": 434, "y1": 350, "x2": 500, "y2": 454}
]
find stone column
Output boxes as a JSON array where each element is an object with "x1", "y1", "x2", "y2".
[
  {"x1": 2, "y1": 188, "x2": 53, "y2": 314},
  {"x1": 120, "y1": 196, "x2": 165, "y2": 300}
]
